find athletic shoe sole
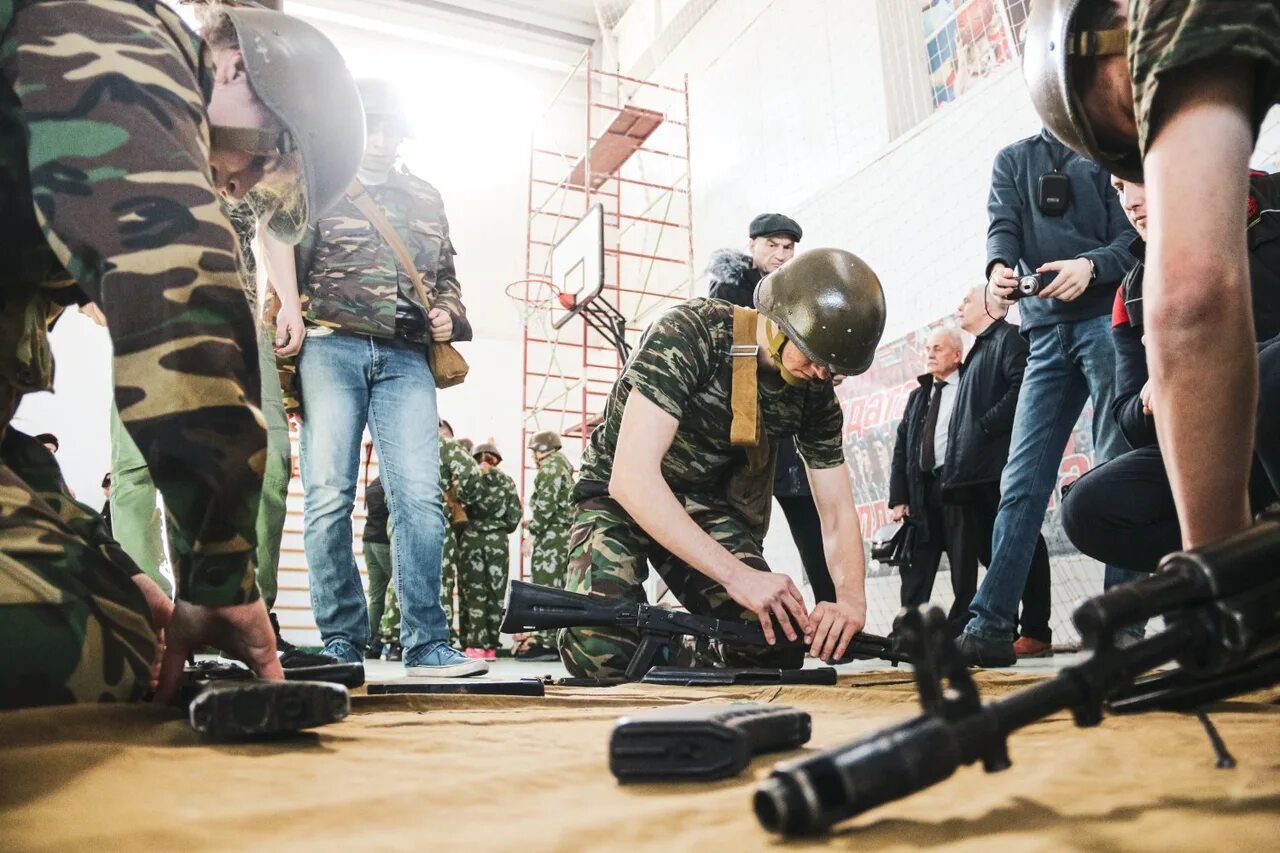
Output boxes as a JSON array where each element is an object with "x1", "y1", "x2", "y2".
[
  {"x1": 188, "y1": 680, "x2": 350, "y2": 740},
  {"x1": 404, "y1": 659, "x2": 490, "y2": 678}
]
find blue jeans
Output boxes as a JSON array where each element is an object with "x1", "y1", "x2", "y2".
[
  {"x1": 298, "y1": 333, "x2": 448, "y2": 664},
  {"x1": 966, "y1": 314, "x2": 1130, "y2": 643}
]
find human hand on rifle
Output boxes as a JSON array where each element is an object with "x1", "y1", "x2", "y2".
[
  {"x1": 725, "y1": 567, "x2": 809, "y2": 645},
  {"x1": 805, "y1": 599, "x2": 867, "y2": 662}
]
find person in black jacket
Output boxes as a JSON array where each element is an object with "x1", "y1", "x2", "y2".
[
  {"x1": 944, "y1": 286, "x2": 1052, "y2": 654},
  {"x1": 889, "y1": 328, "x2": 972, "y2": 611},
  {"x1": 1061, "y1": 173, "x2": 1280, "y2": 572},
  {"x1": 705, "y1": 213, "x2": 836, "y2": 602}
]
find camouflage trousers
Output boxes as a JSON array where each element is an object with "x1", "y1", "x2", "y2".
[
  {"x1": 1129, "y1": 0, "x2": 1280, "y2": 157},
  {"x1": 528, "y1": 527, "x2": 570, "y2": 648},
  {"x1": 0, "y1": 427, "x2": 155, "y2": 709},
  {"x1": 559, "y1": 496, "x2": 803, "y2": 680},
  {"x1": 375, "y1": 526, "x2": 461, "y2": 644},
  {"x1": 456, "y1": 528, "x2": 510, "y2": 650}
]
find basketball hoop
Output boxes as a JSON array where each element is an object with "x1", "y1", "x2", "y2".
[{"x1": 504, "y1": 279, "x2": 562, "y2": 328}]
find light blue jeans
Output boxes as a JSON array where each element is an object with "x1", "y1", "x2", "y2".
[
  {"x1": 966, "y1": 314, "x2": 1132, "y2": 643},
  {"x1": 298, "y1": 333, "x2": 448, "y2": 664}
]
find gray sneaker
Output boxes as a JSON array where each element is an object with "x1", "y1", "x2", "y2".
[{"x1": 405, "y1": 642, "x2": 489, "y2": 678}]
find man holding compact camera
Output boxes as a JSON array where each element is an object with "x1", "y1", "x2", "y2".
[{"x1": 955, "y1": 128, "x2": 1138, "y2": 667}]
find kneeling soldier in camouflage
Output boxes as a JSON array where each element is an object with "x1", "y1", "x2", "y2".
[{"x1": 560, "y1": 249, "x2": 886, "y2": 680}]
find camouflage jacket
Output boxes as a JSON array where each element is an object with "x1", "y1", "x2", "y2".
[
  {"x1": 528, "y1": 451, "x2": 574, "y2": 537},
  {"x1": 468, "y1": 465, "x2": 523, "y2": 535},
  {"x1": 578, "y1": 298, "x2": 845, "y2": 499},
  {"x1": 280, "y1": 168, "x2": 470, "y2": 411},
  {"x1": 0, "y1": 0, "x2": 264, "y2": 607}
]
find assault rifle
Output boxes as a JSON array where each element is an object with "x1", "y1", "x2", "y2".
[
  {"x1": 500, "y1": 580, "x2": 910, "y2": 682},
  {"x1": 753, "y1": 512, "x2": 1280, "y2": 836}
]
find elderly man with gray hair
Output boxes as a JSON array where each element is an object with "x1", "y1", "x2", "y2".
[
  {"x1": 889, "y1": 327, "x2": 974, "y2": 612},
  {"x1": 942, "y1": 286, "x2": 1052, "y2": 651}
]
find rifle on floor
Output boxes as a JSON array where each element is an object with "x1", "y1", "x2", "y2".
[
  {"x1": 500, "y1": 580, "x2": 910, "y2": 682},
  {"x1": 753, "y1": 511, "x2": 1280, "y2": 837}
]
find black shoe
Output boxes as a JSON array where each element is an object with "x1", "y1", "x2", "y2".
[
  {"x1": 955, "y1": 633, "x2": 1016, "y2": 668},
  {"x1": 366, "y1": 640, "x2": 384, "y2": 661},
  {"x1": 386, "y1": 642, "x2": 403, "y2": 662},
  {"x1": 188, "y1": 680, "x2": 350, "y2": 741},
  {"x1": 268, "y1": 612, "x2": 365, "y2": 687}
]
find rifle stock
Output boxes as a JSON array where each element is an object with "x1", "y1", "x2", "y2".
[{"x1": 500, "y1": 580, "x2": 637, "y2": 633}]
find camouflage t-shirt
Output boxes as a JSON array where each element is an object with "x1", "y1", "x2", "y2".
[
  {"x1": 469, "y1": 465, "x2": 523, "y2": 535},
  {"x1": 528, "y1": 451, "x2": 575, "y2": 536},
  {"x1": 578, "y1": 298, "x2": 845, "y2": 498}
]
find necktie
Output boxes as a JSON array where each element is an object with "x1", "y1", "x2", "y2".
[{"x1": 920, "y1": 380, "x2": 947, "y2": 472}]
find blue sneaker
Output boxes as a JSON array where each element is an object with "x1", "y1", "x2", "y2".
[
  {"x1": 322, "y1": 639, "x2": 365, "y2": 664},
  {"x1": 405, "y1": 642, "x2": 489, "y2": 678}
]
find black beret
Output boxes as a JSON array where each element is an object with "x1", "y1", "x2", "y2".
[{"x1": 748, "y1": 213, "x2": 802, "y2": 242}]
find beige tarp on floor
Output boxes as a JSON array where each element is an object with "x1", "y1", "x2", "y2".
[{"x1": 2, "y1": 671, "x2": 1278, "y2": 851}]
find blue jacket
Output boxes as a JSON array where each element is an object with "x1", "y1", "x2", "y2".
[{"x1": 986, "y1": 129, "x2": 1137, "y2": 332}]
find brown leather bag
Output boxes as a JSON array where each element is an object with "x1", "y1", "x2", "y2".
[{"x1": 345, "y1": 180, "x2": 469, "y2": 388}]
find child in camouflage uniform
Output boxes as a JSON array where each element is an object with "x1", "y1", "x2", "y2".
[
  {"x1": 513, "y1": 431, "x2": 575, "y2": 660},
  {"x1": 458, "y1": 443, "x2": 522, "y2": 658}
]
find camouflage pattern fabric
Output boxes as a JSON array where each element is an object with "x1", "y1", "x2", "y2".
[
  {"x1": 558, "y1": 496, "x2": 804, "y2": 680},
  {"x1": 0, "y1": 429, "x2": 156, "y2": 709},
  {"x1": 1129, "y1": 0, "x2": 1280, "y2": 158},
  {"x1": 280, "y1": 168, "x2": 471, "y2": 413},
  {"x1": 456, "y1": 465, "x2": 521, "y2": 650},
  {"x1": 526, "y1": 450, "x2": 574, "y2": 648},
  {"x1": 577, "y1": 298, "x2": 844, "y2": 496},
  {"x1": 0, "y1": 0, "x2": 265, "y2": 608},
  {"x1": 0, "y1": 0, "x2": 267, "y2": 708}
]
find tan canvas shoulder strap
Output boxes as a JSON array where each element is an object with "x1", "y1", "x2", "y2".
[
  {"x1": 730, "y1": 305, "x2": 760, "y2": 447},
  {"x1": 345, "y1": 180, "x2": 434, "y2": 311}
]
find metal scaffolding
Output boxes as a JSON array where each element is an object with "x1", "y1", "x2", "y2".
[{"x1": 512, "y1": 49, "x2": 694, "y2": 577}]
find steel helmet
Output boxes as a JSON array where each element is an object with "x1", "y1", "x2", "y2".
[
  {"x1": 473, "y1": 442, "x2": 502, "y2": 463},
  {"x1": 527, "y1": 430, "x2": 562, "y2": 454},
  {"x1": 755, "y1": 248, "x2": 886, "y2": 377},
  {"x1": 212, "y1": 7, "x2": 365, "y2": 241},
  {"x1": 1022, "y1": 0, "x2": 1142, "y2": 181}
]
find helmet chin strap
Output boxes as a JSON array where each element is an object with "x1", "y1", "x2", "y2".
[{"x1": 765, "y1": 318, "x2": 807, "y2": 388}]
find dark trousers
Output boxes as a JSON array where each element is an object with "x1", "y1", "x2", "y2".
[
  {"x1": 1062, "y1": 337, "x2": 1280, "y2": 574},
  {"x1": 776, "y1": 493, "x2": 837, "y2": 603},
  {"x1": 955, "y1": 481, "x2": 1052, "y2": 642},
  {"x1": 901, "y1": 471, "x2": 979, "y2": 616}
]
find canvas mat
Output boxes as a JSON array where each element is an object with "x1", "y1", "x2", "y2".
[{"x1": 1, "y1": 670, "x2": 1278, "y2": 852}]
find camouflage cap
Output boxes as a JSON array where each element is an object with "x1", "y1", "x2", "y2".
[
  {"x1": 1022, "y1": 0, "x2": 1142, "y2": 181},
  {"x1": 527, "y1": 430, "x2": 562, "y2": 453},
  {"x1": 473, "y1": 442, "x2": 502, "y2": 463},
  {"x1": 216, "y1": 7, "x2": 365, "y2": 241},
  {"x1": 755, "y1": 248, "x2": 886, "y2": 376}
]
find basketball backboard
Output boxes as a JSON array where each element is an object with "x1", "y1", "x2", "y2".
[{"x1": 550, "y1": 203, "x2": 604, "y2": 330}]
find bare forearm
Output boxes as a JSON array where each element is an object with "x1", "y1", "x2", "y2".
[
  {"x1": 262, "y1": 234, "x2": 300, "y2": 309},
  {"x1": 821, "y1": 506, "x2": 866, "y2": 605},
  {"x1": 1145, "y1": 63, "x2": 1257, "y2": 546},
  {"x1": 610, "y1": 467, "x2": 742, "y2": 586}
]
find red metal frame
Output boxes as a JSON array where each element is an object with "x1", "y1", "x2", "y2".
[{"x1": 515, "y1": 49, "x2": 694, "y2": 579}]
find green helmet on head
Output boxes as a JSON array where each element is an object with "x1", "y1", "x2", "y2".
[
  {"x1": 458, "y1": 437, "x2": 474, "y2": 454},
  {"x1": 1022, "y1": 0, "x2": 1141, "y2": 181},
  {"x1": 528, "y1": 430, "x2": 562, "y2": 454},
  {"x1": 755, "y1": 248, "x2": 886, "y2": 377},
  {"x1": 210, "y1": 7, "x2": 365, "y2": 242},
  {"x1": 473, "y1": 442, "x2": 502, "y2": 464}
]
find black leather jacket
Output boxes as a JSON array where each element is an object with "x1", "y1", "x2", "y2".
[{"x1": 942, "y1": 320, "x2": 1028, "y2": 494}]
